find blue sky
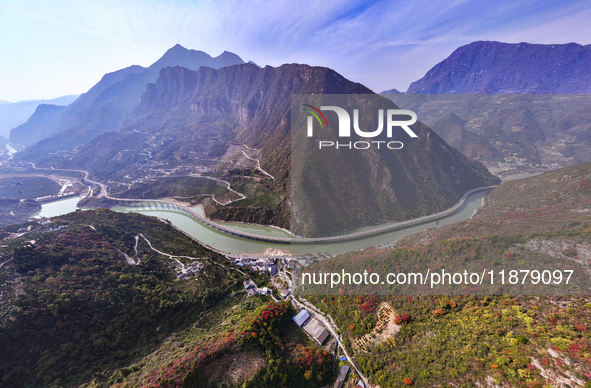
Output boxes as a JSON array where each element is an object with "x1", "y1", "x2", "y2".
[{"x1": 1, "y1": 0, "x2": 591, "y2": 101}]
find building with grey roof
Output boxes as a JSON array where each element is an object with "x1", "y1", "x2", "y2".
[{"x1": 334, "y1": 365, "x2": 350, "y2": 388}]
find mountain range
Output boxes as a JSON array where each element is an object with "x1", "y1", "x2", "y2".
[
  {"x1": 13, "y1": 40, "x2": 591, "y2": 234},
  {"x1": 3, "y1": 39, "x2": 591, "y2": 388},
  {"x1": 12, "y1": 41, "x2": 591, "y2": 151},
  {"x1": 53, "y1": 61, "x2": 499, "y2": 235},
  {"x1": 3, "y1": 42, "x2": 499, "y2": 235},
  {"x1": 11, "y1": 44, "x2": 245, "y2": 149},
  {"x1": 379, "y1": 41, "x2": 591, "y2": 175}
]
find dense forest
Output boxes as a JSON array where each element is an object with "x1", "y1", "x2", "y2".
[
  {"x1": 0, "y1": 210, "x2": 333, "y2": 387},
  {"x1": 134, "y1": 300, "x2": 332, "y2": 388},
  {"x1": 0, "y1": 210, "x2": 243, "y2": 387}
]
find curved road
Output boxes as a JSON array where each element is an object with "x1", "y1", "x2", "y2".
[
  {"x1": 187, "y1": 173, "x2": 246, "y2": 205},
  {"x1": 28, "y1": 163, "x2": 108, "y2": 197}
]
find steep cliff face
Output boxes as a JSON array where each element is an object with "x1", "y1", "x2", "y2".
[
  {"x1": 407, "y1": 41, "x2": 591, "y2": 94},
  {"x1": 135, "y1": 63, "x2": 372, "y2": 180},
  {"x1": 289, "y1": 94, "x2": 500, "y2": 236}
]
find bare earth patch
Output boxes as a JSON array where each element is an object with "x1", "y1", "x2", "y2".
[
  {"x1": 353, "y1": 302, "x2": 400, "y2": 352},
  {"x1": 204, "y1": 350, "x2": 266, "y2": 385},
  {"x1": 530, "y1": 348, "x2": 585, "y2": 387},
  {"x1": 261, "y1": 247, "x2": 291, "y2": 256}
]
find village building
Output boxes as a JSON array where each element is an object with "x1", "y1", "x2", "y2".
[
  {"x1": 292, "y1": 309, "x2": 330, "y2": 345},
  {"x1": 302, "y1": 317, "x2": 330, "y2": 345},
  {"x1": 293, "y1": 309, "x2": 310, "y2": 326},
  {"x1": 334, "y1": 365, "x2": 350, "y2": 388}
]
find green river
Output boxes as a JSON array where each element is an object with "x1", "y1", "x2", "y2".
[{"x1": 33, "y1": 190, "x2": 488, "y2": 256}]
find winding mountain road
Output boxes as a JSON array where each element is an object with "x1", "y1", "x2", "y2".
[
  {"x1": 28, "y1": 162, "x2": 107, "y2": 197},
  {"x1": 187, "y1": 173, "x2": 246, "y2": 205},
  {"x1": 240, "y1": 149, "x2": 275, "y2": 180}
]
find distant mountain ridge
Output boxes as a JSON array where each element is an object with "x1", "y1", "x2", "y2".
[
  {"x1": 380, "y1": 41, "x2": 591, "y2": 175},
  {"x1": 11, "y1": 45, "x2": 245, "y2": 149},
  {"x1": 407, "y1": 41, "x2": 591, "y2": 94},
  {"x1": 0, "y1": 95, "x2": 78, "y2": 139},
  {"x1": 380, "y1": 88, "x2": 402, "y2": 94}
]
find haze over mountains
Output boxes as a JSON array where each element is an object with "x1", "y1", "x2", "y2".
[
  {"x1": 2, "y1": 35, "x2": 591, "y2": 388},
  {"x1": 0, "y1": 95, "x2": 78, "y2": 139},
  {"x1": 11, "y1": 44, "x2": 245, "y2": 148},
  {"x1": 10, "y1": 40, "x2": 591, "y2": 150},
  {"x1": 106, "y1": 63, "x2": 498, "y2": 236},
  {"x1": 9, "y1": 39, "x2": 591, "y2": 233}
]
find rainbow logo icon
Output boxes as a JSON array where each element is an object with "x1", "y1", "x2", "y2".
[{"x1": 302, "y1": 104, "x2": 329, "y2": 128}]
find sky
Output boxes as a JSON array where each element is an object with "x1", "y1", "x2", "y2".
[{"x1": 1, "y1": 0, "x2": 591, "y2": 102}]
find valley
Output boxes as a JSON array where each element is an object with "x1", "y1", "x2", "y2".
[
  {"x1": 6, "y1": 50, "x2": 499, "y2": 236},
  {"x1": 2, "y1": 157, "x2": 590, "y2": 388},
  {"x1": 1, "y1": 37, "x2": 591, "y2": 388},
  {"x1": 22, "y1": 169, "x2": 492, "y2": 256}
]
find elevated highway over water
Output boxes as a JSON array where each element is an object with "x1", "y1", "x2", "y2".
[{"x1": 115, "y1": 185, "x2": 496, "y2": 245}]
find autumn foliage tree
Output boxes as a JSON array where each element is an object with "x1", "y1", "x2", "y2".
[{"x1": 394, "y1": 313, "x2": 411, "y2": 324}]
